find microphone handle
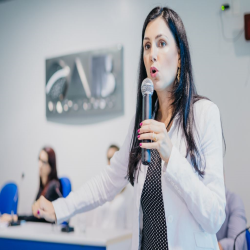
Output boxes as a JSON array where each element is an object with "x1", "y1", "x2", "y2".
[{"x1": 142, "y1": 94, "x2": 152, "y2": 165}]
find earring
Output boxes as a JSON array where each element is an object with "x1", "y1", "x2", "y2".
[
  {"x1": 176, "y1": 66, "x2": 180, "y2": 83},
  {"x1": 175, "y1": 67, "x2": 181, "y2": 85},
  {"x1": 176, "y1": 57, "x2": 181, "y2": 83}
]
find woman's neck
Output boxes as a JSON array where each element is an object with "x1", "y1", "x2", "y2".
[
  {"x1": 41, "y1": 176, "x2": 48, "y2": 186},
  {"x1": 156, "y1": 86, "x2": 173, "y2": 125}
]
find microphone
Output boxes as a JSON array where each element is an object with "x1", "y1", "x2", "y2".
[{"x1": 141, "y1": 78, "x2": 154, "y2": 165}]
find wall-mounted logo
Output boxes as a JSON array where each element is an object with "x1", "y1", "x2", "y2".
[{"x1": 45, "y1": 45, "x2": 124, "y2": 122}]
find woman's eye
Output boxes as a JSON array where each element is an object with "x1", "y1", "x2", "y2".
[
  {"x1": 159, "y1": 41, "x2": 166, "y2": 47},
  {"x1": 144, "y1": 44, "x2": 150, "y2": 50}
]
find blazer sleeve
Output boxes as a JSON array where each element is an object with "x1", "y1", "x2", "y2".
[
  {"x1": 164, "y1": 102, "x2": 226, "y2": 234},
  {"x1": 52, "y1": 116, "x2": 135, "y2": 224},
  {"x1": 219, "y1": 193, "x2": 247, "y2": 250}
]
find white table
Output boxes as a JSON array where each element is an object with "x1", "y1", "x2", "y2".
[{"x1": 0, "y1": 222, "x2": 132, "y2": 250}]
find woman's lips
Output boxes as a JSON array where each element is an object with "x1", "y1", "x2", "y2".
[{"x1": 150, "y1": 67, "x2": 159, "y2": 78}]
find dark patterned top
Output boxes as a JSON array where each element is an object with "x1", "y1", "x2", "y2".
[{"x1": 140, "y1": 149, "x2": 168, "y2": 250}]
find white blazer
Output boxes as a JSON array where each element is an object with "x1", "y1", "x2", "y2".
[
  {"x1": 82, "y1": 184, "x2": 133, "y2": 230},
  {"x1": 53, "y1": 99, "x2": 226, "y2": 250}
]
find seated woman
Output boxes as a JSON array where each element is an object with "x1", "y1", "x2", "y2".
[{"x1": 0, "y1": 146, "x2": 61, "y2": 223}]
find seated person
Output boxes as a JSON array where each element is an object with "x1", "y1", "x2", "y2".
[
  {"x1": 217, "y1": 188, "x2": 247, "y2": 250},
  {"x1": 0, "y1": 147, "x2": 61, "y2": 223},
  {"x1": 82, "y1": 144, "x2": 133, "y2": 230}
]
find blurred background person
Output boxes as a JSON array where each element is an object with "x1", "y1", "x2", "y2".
[
  {"x1": 217, "y1": 187, "x2": 247, "y2": 250},
  {"x1": 0, "y1": 146, "x2": 61, "y2": 223},
  {"x1": 107, "y1": 145, "x2": 120, "y2": 165}
]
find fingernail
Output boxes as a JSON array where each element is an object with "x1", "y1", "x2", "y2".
[
  {"x1": 139, "y1": 143, "x2": 142, "y2": 146},
  {"x1": 140, "y1": 122, "x2": 142, "y2": 126},
  {"x1": 37, "y1": 210, "x2": 40, "y2": 215},
  {"x1": 137, "y1": 129, "x2": 140, "y2": 133},
  {"x1": 137, "y1": 135, "x2": 140, "y2": 138}
]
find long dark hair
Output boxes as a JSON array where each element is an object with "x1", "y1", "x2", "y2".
[
  {"x1": 128, "y1": 6, "x2": 213, "y2": 186},
  {"x1": 39, "y1": 147, "x2": 59, "y2": 196}
]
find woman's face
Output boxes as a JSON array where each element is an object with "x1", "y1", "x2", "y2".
[
  {"x1": 143, "y1": 16, "x2": 179, "y2": 92},
  {"x1": 38, "y1": 150, "x2": 51, "y2": 179}
]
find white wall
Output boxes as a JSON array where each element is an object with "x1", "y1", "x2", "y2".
[{"x1": 0, "y1": 0, "x2": 250, "y2": 223}]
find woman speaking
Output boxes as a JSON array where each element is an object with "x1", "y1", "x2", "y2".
[{"x1": 33, "y1": 7, "x2": 226, "y2": 250}]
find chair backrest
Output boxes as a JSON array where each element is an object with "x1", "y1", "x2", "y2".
[
  {"x1": 246, "y1": 229, "x2": 250, "y2": 250},
  {"x1": 60, "y1": 177, "x2": 71, "y2": 198},
  {"x1": 0, "y1": 182, "x2": 18, "y2": 214}
]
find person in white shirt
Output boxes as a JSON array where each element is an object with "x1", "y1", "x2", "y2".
[
  {"x1": 32, "y1": 6, "x2": 226, "y2": 249},
  {"x1": 216, "y1": 188, "x2": 247, "y2": 250}
]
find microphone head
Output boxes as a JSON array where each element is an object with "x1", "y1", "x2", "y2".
[{"x1": 141, "y1": 78, "x2": 154, "y2": 96}]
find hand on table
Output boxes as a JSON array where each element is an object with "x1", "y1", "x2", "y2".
[
  {"x1": 32, "y1": 195, "x2": 56, "y2": 223},
  {"x1": 0, "y1": 213, "x2": 18, "y2": 223}
]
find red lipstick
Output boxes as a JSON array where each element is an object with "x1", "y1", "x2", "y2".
[{"x1": 150, "y1": 67, "x2": 158, "y2": 78}]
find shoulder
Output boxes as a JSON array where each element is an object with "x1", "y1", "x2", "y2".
[
  {"x1": 192, "y1": 98, "x2": 223, "y2": 145},
  {"x1": 193, "y1": 98, "x2": 221, "y2": 129},
  {"x1": 193, "y1": 98, "x2": 219, "y2": 119}
]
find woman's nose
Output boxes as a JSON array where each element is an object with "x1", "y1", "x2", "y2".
[{"x1": 150, "y1": 46, "x2": 157, "y2": 62}]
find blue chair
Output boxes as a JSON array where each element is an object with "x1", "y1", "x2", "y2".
[
  {"x1": 246, "y1": 229, "x2": 250, "y2": 250},
  {"x1": 59, "y1": 177, "x2": 72, "y2": 226},
  {"x1": 60, "y1": 177, "x2": 71, "y2": 198},
  {"x1": 0, "y1": 182, "x2": 18, "y2": 215}
]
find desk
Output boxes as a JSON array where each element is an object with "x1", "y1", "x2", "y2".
[{"x1": 0, "y1": 222, "x2": 132, "y2": 250}]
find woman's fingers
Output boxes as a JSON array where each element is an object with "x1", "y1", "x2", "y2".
[
  {"x1": 0, "y1": 214, "x2": 11, "y2": 222},
  {"x1": 138, "y1": 119, "x2": 173, "y2": 162},
  {"x1": 139, "y1": 142, "x2": 159, "y2": 149},
  {"x1": 0, "y1": 214, "x2": 18, "y2": 223},
  {"x1": 38, "y1": 208, "x2": 56, "y2": 223},
  {"x1": 32, "y1": 196, "x2": 56, "y2": 222},
  {"x1": 32, "y1": 202, "x2": 39, "y2": 218},
  {"x1": 139, "y1": 120, "x2": 165, "y2": 134},
  {"x1": 32, "y1": 200, "x2": 41, "y2": 218},
  {"x1": 13, "y1": 215, "x2": 18, "y2": 222},
  {"x1": 138, "y1": 120, "x2": 165, "y2": 150},
  {"x1": 138, "y1": 124, "x2": 161, "y2": 134},
  {"x1": 138, "y1": 132, "x2": 161, "y2": 141},
  {"x1": 140, "y1": 119, "x2": 160, "y2": 126}
]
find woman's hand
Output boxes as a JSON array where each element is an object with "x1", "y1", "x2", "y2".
[
  {"x1": 138, "y1": 119, "x2": 173, "y2": 163},
  {"x1": 32, "y1": 196, "x2": 56, "y2": 223},
  {"x1": 0, "y1": 213, "x2": 18, "y2": 223}
]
